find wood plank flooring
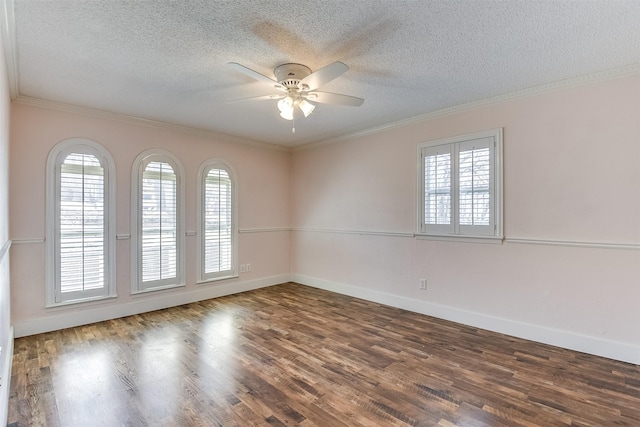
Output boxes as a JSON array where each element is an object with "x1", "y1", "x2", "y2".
[{"x1": 8, "y1": 282, "x2": 640, "y2": 426}]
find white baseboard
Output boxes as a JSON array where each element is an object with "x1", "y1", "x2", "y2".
[
  {"x1": 0, "y1": 326, "x2": 14, "y2": 427},
  {"x1": 291, "y1": 274, "x2": 640, "y2": 365},
  {"x1": 13, "y1": 274, "x2": 290, "y2": 338},
  {"x1": 13, "y1": 273, "x2": 639, "y2": 365}
]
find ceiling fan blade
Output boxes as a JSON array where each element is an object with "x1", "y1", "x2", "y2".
[
  {"x1": 307, "y1": 91, "x2": 364, "y2": 107},
  {"x1": 300, "y1": 61, "x2": 349, "y2": 91},
  {"x1": 228, "y1": 62, "x2": 281, "y2": 87},
  {"x1": 227, "y1": 93, "x2": 284, "y2": 104}
]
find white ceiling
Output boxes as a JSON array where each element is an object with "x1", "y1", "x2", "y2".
[{"x1": 5, "y1": 0, "x2": 640, "y2": 147}]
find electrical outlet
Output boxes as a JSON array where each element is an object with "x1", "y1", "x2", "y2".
[
  {"x1": 419, "y1": 279, "x2": 427, "y2": 290},
  {"x1": 240, "y1": 264, "x2": 246, "y2": 273},
  {"x1": 246, "y1": 263, "x2": 252, "y2": 272}
]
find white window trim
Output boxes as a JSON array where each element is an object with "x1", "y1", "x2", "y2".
[
  {"x1": 131, "y1": 149, "x2": 186, "y2": 294},
  {"x1": 417, "y1": 128, "x2": 504, "y2": 240},
  {"x1": 196, "y1": 159, "x2": 238, "y2": 284},
  {"x1": 45, "y1": 138, "x2": 117, "y2": 307}
]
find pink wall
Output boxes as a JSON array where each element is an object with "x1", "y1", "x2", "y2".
[
  {"x1": 9, "y1": 104, "x2": 291, "y2": 328},
  {"x1": 291, "y1": 74, "x2": 640, "y2": 363}
]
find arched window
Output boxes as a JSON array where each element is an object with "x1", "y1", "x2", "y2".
[
  {"x1": 46, "y1": 139, "x2": 116, "y2": 305},
  {"x1": 131, "y1": 150, "x2": 185, "y2": 292},
  {"x1": 197, "y1": 160, "x2": 237, "y2": 282}
]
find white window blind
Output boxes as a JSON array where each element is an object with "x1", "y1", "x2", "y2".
[
  {"x1": 141, "y1": 161, "x2": 177, "y2": 286},
  {"x1": 424, "y1": 147, "x2": 452, "y2": 227},
  {"x1": 204, "y1": 168, "x2": 232, "y2": 276},
  {"x1": 59, "y1": 153, "x2": 105, "y2": 295},
  {"x1": 459, "y1": 145, "x2": 491, "y2": 227},
  {"x1": 419, "y1": 129, "x2": 502, "y2": 238}
]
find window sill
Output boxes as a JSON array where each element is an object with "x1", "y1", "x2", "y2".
[
  {"x1": 197, "y1": 274, "x2": 239, "y2": 285},
  {"x1": 415, "y1": 234, "x2": 504, "y2": 244},
  {"x1": 131, "y1": 283, "x2": 186, "y2": 295},
  {"x1": 46, "y1": 294, "x2": 118, "y2": 309}
]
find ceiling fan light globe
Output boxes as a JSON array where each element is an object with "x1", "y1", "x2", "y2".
[
  {"x1": 277, "y1": 96, "x2": 294, "y2": 113},
  {"x1": 277, "y1": 96, "x2": 295, "y2": 120},
  {"x1": 299, "y1": 99, "x2": 315, "y2": 117},
  {"x1": 279, "y1": 109, "x2": 294, "y2": 121}
]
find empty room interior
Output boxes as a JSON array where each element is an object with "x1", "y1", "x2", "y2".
[{"x1": 1, "y1": 1, "x2": 639, "y2": 426}]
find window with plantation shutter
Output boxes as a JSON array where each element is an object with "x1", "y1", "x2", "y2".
[
  {"x1": 46, "y1": 139, "x2": 116, "y2": 306},
  {"x1": 131, "y1": 150, "x2": 185, "y2": 292},
  {"x1": 197, "y1": 161, "x2": 236, "y2": 282},
  {"x1": 418, "y1": 129, "x2": 503, "y2": 239}
]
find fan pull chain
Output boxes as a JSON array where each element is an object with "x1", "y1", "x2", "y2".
[{"x1": 292, "y1": 115, "x2": 295, "y2": 133}]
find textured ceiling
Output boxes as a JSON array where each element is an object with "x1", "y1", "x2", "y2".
[{"x1": 5, "y1": 0, "x2": 640, "y2": 147}]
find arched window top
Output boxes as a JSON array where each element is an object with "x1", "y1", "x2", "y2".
[
  {"x1": 144, "y1": 160, "x2": 175, "y2": 174},
  {"x1": 132, "y1": 148, "x2": 184, "y2": 177},
  {"x1": 48, "y1": 138, "x2": 115, "y2": 171},
  {"x1": 62, "y1": 152, "x2": 100, "y2": 165},
  {"x1": 198, "y1": 159, "x2": 236, "y2": 186},
  {"x1": 206, "y1": 166, "x2": 229, "y2": 180}
]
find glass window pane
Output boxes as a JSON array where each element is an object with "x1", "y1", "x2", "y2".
[
  {"x1": 459, "y1": 147, "x2": 490, "y2": 226},
  {"x1": 141, "y1": 161, "x2": 177, "y2": 282},
  {"x1": 204, "y1": 168, "x2": 232, "y2": 274},
  {"x1": 424, "y1": 153, "x2": 451, "y2": 225},
  {"x1": 59, "y1": 153, "x2": 105, "y2": 293}
]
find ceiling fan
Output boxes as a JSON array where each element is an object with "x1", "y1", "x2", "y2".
[{"x1": 228, "y1": 61, "x2": 364, "y2": 127}]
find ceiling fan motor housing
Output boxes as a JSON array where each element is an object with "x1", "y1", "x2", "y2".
[{"x1": 274, "y1": 63, "x2": 312, "y2": 88}]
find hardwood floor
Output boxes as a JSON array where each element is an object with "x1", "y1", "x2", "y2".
[{"x1": 8, "y1": 282, "x2": 640, "y2": 426}]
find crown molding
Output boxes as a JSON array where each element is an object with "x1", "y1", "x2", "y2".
[
  {"x1": 293, "y1": 63, "x2": 640, "y2": 152},
  {"x1": 13, "y1": 95, "x2": 291, "y2": 152}
]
